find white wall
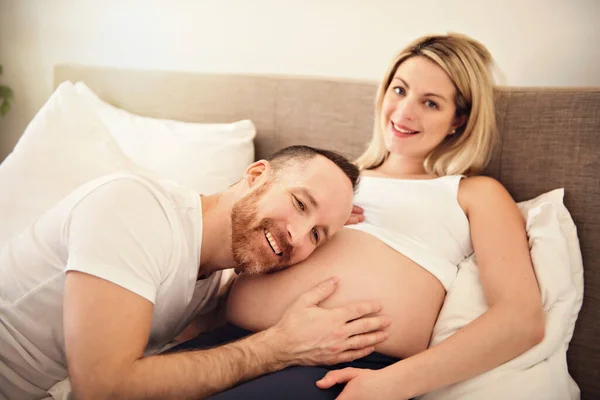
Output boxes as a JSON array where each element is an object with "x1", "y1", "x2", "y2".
[{"x1": 1, "y1": 0, "x2": 599, "y2": 159}]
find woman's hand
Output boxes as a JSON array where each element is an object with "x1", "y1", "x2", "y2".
[
  {"x1": 345, "y1": 205, "x2": 365, "y2": 225},
  {"x1": 316, "y1": 367, "x2": 405, "y2": 400}
]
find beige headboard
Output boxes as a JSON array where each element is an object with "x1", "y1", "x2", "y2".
[
  {"x1": 54, "y1": 64, "x2": 379, "y2": 161},
  {"x1": 54, "y1": 64, "x2": 600, "y2": 399}
]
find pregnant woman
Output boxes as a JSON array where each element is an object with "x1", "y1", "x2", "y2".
[{"x1": 185, "y1": 33, "x2": 545, "y2": 400}]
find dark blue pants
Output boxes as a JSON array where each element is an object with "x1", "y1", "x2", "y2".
[{"x1": 169, "y1": 323, "x2": 400, "y2": 399}]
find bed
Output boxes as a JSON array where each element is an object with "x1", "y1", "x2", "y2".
[{"x1": 2, "y1": 64, "x2": 599, "y2": 399}]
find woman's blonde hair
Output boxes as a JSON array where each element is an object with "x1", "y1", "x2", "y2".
[{"x1": 355, "y1": 33, "x2": 499, "y2": 176}]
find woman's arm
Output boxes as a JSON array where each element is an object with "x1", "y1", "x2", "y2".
[{"x1": 318, "y1": 176, "x2": 545, "y2": 399}]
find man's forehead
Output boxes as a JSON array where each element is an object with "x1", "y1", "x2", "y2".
[
  {"x1": 277, "y1": 156, "x2": 352, "y2": 206},
  {"x1": 293, "y1": 187, "x2": 318, "y2": 207},
  {"x1": 290, "y1": 182, "x2": 352, "y2": 218},
  {"x1": 281, "y1": 156, "x2": 338, "y2": 181}
]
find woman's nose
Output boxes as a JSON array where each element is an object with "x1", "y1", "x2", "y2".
[{"x1": 394, "y1": 98, "x2": 418, "y2": 121}]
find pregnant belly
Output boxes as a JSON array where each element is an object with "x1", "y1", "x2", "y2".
[{"x1": 226, "y1": 228, "x2": 446, "y2": 359}]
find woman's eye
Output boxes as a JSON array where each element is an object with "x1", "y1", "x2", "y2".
[
  {"x1": 295, "y1": 197, "x2": 305, "y2": 211},
  {"x1": 311, "y1": 228, "x2": 320, "y2": 243},
  {"x1": 426, "y1": 100, "x2": 438, "y2": 109},
  {"x1": 393, "y1": 86, "x2": 406, "y2": 95}
]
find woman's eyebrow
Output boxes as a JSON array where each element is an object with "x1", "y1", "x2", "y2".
[{"x1": 393, "y1": 76, "x2": 449, "y2": 103}]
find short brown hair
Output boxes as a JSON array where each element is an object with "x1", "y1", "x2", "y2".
[{"x1": 267, "y1": 145, "x2": 360, "y2": 192}]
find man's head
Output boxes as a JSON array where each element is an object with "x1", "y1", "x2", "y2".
[{"x1": 231, "y1": 145, "x2": 359, "y2": 275}]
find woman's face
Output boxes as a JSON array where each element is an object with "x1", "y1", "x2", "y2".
[{"x1": 380, "y1": 56, "x2": 461, "y2": 160}]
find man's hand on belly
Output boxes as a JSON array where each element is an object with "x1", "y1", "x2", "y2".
[{"x1": 263, "y1": 276, "x2": 391, "y2": 367}]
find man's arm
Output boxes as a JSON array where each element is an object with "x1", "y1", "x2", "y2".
[{"x1": 65, "y1": 271, "x2": 389, "y2": 400}]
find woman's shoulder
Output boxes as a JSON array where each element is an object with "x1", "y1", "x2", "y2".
[
  {"x1": 458, "y1": 175, "x2": 514, "y2": 212},
  {"x1": 460, "y1": 175, "x2": 504, "y2": 189}
]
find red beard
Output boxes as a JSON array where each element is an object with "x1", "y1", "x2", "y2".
[{"x1": 230, "y1": 183, "x2": 293, "y2": 275}]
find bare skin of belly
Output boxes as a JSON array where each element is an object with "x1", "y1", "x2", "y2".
[{"x1": 226, "y1": 228, "x2": 446, "y2": 359}]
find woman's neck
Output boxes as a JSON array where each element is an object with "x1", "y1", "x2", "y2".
[{"x1": 373, "y1": 154, "x2": 430, "y2": 179}]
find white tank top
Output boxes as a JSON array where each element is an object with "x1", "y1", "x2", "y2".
[{"x1": 345, "y1": 175, "x2": 473, "y2": 290}]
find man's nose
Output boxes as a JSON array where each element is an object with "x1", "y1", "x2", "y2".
[{"x1": 286, "y1": 218, "x2": 313, "y2": 247}]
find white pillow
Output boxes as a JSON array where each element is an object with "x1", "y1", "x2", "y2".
[
  {"x1": 0, "y1": 82, "x2": 144, "y2": 245},
  {"x1": 421, "y1": 189, "x2": 583, "y2": 400},
  {"x1": 73, "y1": 82, "x2": 256, "y2": 195},
  {"x1": 0, "y1": 81, "x2": 257, "y2": 247}
]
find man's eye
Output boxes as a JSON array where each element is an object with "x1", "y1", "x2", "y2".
[
  {"x1": 311, "y1": 228, "x2": 320, "y2": 243},
  {"x1": 295, "y1": 197, "x2": 305, "y2": 211}
]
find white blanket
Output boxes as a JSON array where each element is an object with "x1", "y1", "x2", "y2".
[{"x1": 420, "y1": 189, "x2": 584, "y2": 400}]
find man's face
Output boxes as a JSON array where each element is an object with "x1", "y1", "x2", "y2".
[{"x1": 231, "y1": 155, "x2": 354, "y2": 275}]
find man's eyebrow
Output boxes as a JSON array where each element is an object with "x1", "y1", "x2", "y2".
[
  {"x1": 296, "y1": 187, "x2": 319, "y2": 209},
  {"x1": 393, "y1": 76, "x2": 449, "y2": 102}
]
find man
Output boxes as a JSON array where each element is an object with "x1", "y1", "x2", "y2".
[{"x1": 0, "y1": 145, "x2": 390, "y2": 400}]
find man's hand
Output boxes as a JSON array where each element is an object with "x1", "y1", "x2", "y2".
[
  {"x1": 316, "y1": 367, "x2": 404, "y2": 400},
  {"x1": 345, "y1": 205, "x2": 364, "y2": 225},
  {"x1": 65, "y1": 272, "x2": 361, "y2": 399},
  {"x1": 267, "y1": 277, "x2": 391, "y2": 367}
]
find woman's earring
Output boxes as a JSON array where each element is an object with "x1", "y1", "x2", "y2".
[{"x1": 452, "y1": 129, "x2": 456, "y2": 134}]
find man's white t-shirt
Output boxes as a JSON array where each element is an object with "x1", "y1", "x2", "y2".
[{"x1": 0, "y1": 173, "x2": 222, "y2": 400}]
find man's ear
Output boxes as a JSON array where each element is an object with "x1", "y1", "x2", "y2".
[{"x1": 244, "y1": 160, "x2": 272, "y2": 189}]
